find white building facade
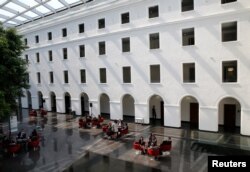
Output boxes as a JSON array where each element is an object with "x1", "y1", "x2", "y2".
[{"x1": 18, "y1": 0, "x2": 250, "y2": 136}]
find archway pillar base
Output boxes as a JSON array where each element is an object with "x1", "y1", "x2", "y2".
[
  {"x1": 89, "y1": 100, "x2": 98, "y2": 117},
  {"x1": 164, "y1": 105, "x2": 180, "y2": 127},
  {"x1": 135, "y1": 103, "x2": 149, "y2": 124},
  {"x1": 110, "y1": 101, "x2": 122, "y2": 120},
  {"x1": 241, "y1": 109, "x2": 250, "y2": 136},
  {"x1": 199, "y1": 106, "x2": 218, "y2": 132}
]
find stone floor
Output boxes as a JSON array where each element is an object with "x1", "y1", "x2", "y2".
[{"x1": 1, "y1": 110, "x2": 250, "y2": 172}]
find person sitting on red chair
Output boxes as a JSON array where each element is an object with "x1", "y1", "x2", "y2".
[
  {"x1": 148, "y1": 133, "x2": 157, "y2": 148},
  {"x1": 138, "y1": 136, "x2": 146, "y2": 154}
]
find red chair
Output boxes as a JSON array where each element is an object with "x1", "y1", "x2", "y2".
[
  {"x1": 98, "y1": 117, "x2": 104, "y2": 123},
  {"x1": 120, "y1": 128, "x2": 128, "y2": 135},
  {"x1": 8, "y1": 144, "x2": 21, "y2": 157},
  {"x1": 159, "y1": 141, "x2": 172, "y2": 152},
  {"x1": 102, "y1": 125, "x2": 108, "y2": 132},
  {"x1": 28, "y1": 137, "x2": 40, "y2": 151},
  {"x1": 29, "y1": 110, "x2": 37, "y2": 117},
  {"x1": 79, "y1": 119, "x2": 85, "y2": 128},
  {"x1": 133, "y1": 142, "x2": 142, "y2": 150},
  {"x1": 40, "y1": 109, "x2": 47, "y2": 117},
  {"x1": 147, "y1": 147, "x2": 160, "y2": 159}
]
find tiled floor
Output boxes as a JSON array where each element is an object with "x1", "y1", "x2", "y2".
[{"x1": 1, "y1": 110, "x2": 250, "y2": 172}]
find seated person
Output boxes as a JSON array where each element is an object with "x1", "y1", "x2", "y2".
[
  {"x1": 30, "y1": 129, "x2": 38, "y2": 141},
  {"x1": 138, "y1": 136, "x2": 146, "y2": 154},
  {"x1": 17, "y1": 129, "x2": 27, "y2": 141},
  {"x1": 148, "y1": 133, "x2": 157, "y2": 147}
]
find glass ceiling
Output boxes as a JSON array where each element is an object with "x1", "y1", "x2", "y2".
[{"x1": 0, "y1": 0, "x2": 94, "y2": 27}]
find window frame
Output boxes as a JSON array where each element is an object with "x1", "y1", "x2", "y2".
[{"x1": 148, "y1": 5, "x2": 159, "y2": 18}]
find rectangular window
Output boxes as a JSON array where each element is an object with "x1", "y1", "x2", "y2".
[
  {"x1": 123, "y1": 66, "x2": 131, "y2": 83},
  {"x1": 150, "y1": 65, "x2": 160, "y2": 83},
  {"x1": 36, "y1": 52, "x2": 40, "y2": 63},
  {"x1": 48, "y1": 50, "x2": 53, "y2": 61},
  {"x1": 122, "y1": 37, "x2": 130, "y2": 52},
  {"x1": 37, "y1": 72, "x2": 41, "y2": 84},
  {"x1": 24, "y1": 38, "x2": 27, "y2": 45},
  {"x1": 48, "y1": 32, "x2": 52, "y2": 40},
  {"x1": 150, "y1": 33, "x2": 160, "y2": 49},
  {"x1": 222, "y1": 21, "x2": 237, "y2": 42},
  {"x1": 98, "y1": 18, "x2": 105, "y2": 29},
  {"x1": 222, "y1": 61, "x2": 237, "y2": 82},
  {"x1": 80, "y1": 69, "x2": 86, "y2": 83},
  {"x1": 35, "y1": 35, "x2": 39, "y2": 43},
  {"x1": 182, "y1": 28, "x2": 195, "y2": 46},
  {"x1": 63, "y1": 48, "x2": 68, "y2": 59},
  {"x1": 99, "y1": 41, "x2": 106, "y2": 55},
  {"x1": 62, "y1": 28, "x2": 67, "y2": 37},
  {"x1": 221, "y1": 0, "x2": 237, "y2": 4},
  {"x1": 64, "y1": 70, "x2": 68, "y2": 83},
  {"x1": 182, "y1": 0, "x2": 194, "y2": 12},
  {"x1": 99, "y1": 68, "x2": 107, "y2": 83},
  {"x1": 79, "y1": 23, "x2": 85, "y2": 33},
  {"x1": 149, "y1": 5, "x2": 159, "y2": 18},
  {"x1": 183, "y1": 63, "x2": 195, "y2": 83},
  {"x1": 79, "y1": 45, "x2": 85, "y2": 57},
  {"x1": 49, "y1": 71, "x2": 54, "y2": 83},
  {"x1": 25, "y1": 54, "x2": 29, "y2": 63},
  {"x1": 121, "y1": 12, "x2": 129, "y2": 24}
]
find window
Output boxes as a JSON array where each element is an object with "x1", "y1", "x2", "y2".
[
  {"x1": 36, "y1": 53, "x2": 40, "y2": 63},
  {"x1": 99, "y1": 68, "x2": 107, "y2": 83},
  {"x1": 26, "y1": 73, "x2": 29, "y2": 83},
  {"x1": 37, "y1": 72, "x2": 41, "y2": 84},
  {"x1": 80, "y1": 69, "x2": 86, "y2": 83},
  {"x1": 122, "y1": 37, "x2": 130, "y2": 52},
  {"x1": 182, "y1": 0, "x2": 194, "y2": 12},
  {"x1": 48, "y1": 32, "x2": 52, "y2": 40},
  {"x1": 222, "y1": 61, "x2": 237, "y2": 82},
  {"x1": 121, "y1": 12, "x2": 129, "y2": 24},
  {"x1": 150, "y1": 33, "x2": 160, "y2": 49},
  {"x1": 99, "y1": 41, "x2": 106, "y2": 55},
  {"x1": 79, "y1": 23, "x2": 85, "y2": 33},
  {"x1": 123, "y1": 67, "x2": 131, "y2": 83},
  {"x1": 149, "y1": 5, "x2": 159, "y2": 18},
  {"x1": 221, "y1": 0, "x2": 237, "y2": 4},
  {"x1": 64, "y1": 70, "x2": 69, "y2": 83},
  {"x1": 24, "y1": 38, "x2": 27, "y2": 45},
  {"x1": 182, "y1": 28, "x2": 195, "y2": 46},
  {"x1": 63, "y1": 48, "x2": 68, "y2": 59},
  {"x1": 222, "y1": 21, "x2": 237, "y2": 42},
  {"x1": 35, "y1": 35, "x2": 39, "y2": 43},
  {"x1": 183, "y1": 63, "x2": 195, "y2": 83},
  {"x1": 62, "y1": 28, "x2": 67, "y2": 37},
  {"x1": 25, "y1": 54, "x2": 29, "y2": 63},
  {"x1": 79, "y1": 45, "x2": 85, "y2": 57},
  {"x1": 150, "y1": 65, "x2": 160, "y2": 83},
  {"x1": 48, "y1": 50, "x2": 53, "y2": 61},
  {"x1": 49, "y1": 71, "x2": 54, "y2": 83},
  {"x1": 98, "y1": 18, "x2": 105, "y2": 29}
]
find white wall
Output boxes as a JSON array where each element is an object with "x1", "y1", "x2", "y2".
[{"x1": 19, "y1": 0, "x2": 250, "y2": 135}]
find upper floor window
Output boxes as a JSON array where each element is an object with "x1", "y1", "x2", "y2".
[
  {"x1": 150, "y1": 65, "x2": 160, "y2": 83},
  {"x1": 222, "y1": 21, "x2": 237, "y2": 42},
  {"x1": 222, "y1": 61, "x2": 237, "y2": 82},
  {"x1": 122, "y1": 37, "x2": 130, "y2": 52},
  {"x1": 182, "y1": 0, "x2": 194, "y2": 12},
  {"x1": 49, "y1": 71, "x2": 54, "y2": 84},
  {"x1": 36, "y1": 52, "x2": 40, "y2": 63},
  {"x1": 37, "y1": 72, "x2": 41, "y2": 84},
  {"x1": 98, "y1": 18, "x2": 105, "y2": 29},
  {"x1": 148, "y1": 5, "x2": 159, "y2": 18},
  {"x1": 48, "y1": 50, "x2": 53, "y2": 61},
  {"x1": 121, "y1": 12, "x2": 130, "y2": 24},
  {"x1": 182, "y1": 28, "x2": 195, "y2": 46},
  {"x1": 79, "y1": 45, "x2": 85, "y2": 57},
  {"x1": 99, "y1": 41, "x2": 106, "y2": 55},
  {"x1": 48, "y1": 32, "x2": 52, "y2": 40},
  {"x1": 183, "y1": 63, "x2": 195, "y2": 83},
  {"x1": 64, "y1": 70, "x2": 69, "y2": 83},
  {"x1": 35, "y1": 35, "x2": 39, "y2": 43},
  {"x1": 99, "y1": 68, "x2": 107, "y2": 83},
  {"x1": 221, "y1": 0, "x2": 237, "y2": 4},
  {"x1": 63, "y1": 48, "x2": 68, "y2": 59},
  {"x1": 80, "y1": 69, "x2": 86, "y2": 83},
  {"x1": 149, "y1": 33, "x2": 160, "y2": 49},
  {"x1": 25, "y1": 54, "x2": 29, "y2": 63},
  {"x1": 62, "y1": 28, "x2": 67, "y2": 37},
  {"x1": 123, "y1": 66, "x2": 131, "y2": 83},
  {"x1": 24, "y1": 38, "x2": 27, "y2": 45},
  {"x1": 79, "y1": 23, "x2": 85, "y2": 33}
]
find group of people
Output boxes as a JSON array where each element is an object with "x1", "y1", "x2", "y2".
[
  {"x1": 138, "y1": 133, "x2": 158, "y2": 154},
  {"x1": 105, "y1": 119, "x2": 128, "y2": 139},
  {"x1": 79, "y1": 114, "x2": 103, "y2": 129}
]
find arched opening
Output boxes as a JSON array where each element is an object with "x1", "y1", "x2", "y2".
[
  {"x1": 149, "y1": 95, "x2": 164, "y2": 126},
  {"x1": 27, "y1": 90, "x2": 32, "y2": 110},
  {"x1": 100, "y1": 93, "x2": 110, "y2": 119},
  {"x1": 64, "y1": 92, "x2": 71, "y2": 114},
  {"x1": 38, "y1": 91, "x2": 43, "y2": 109},
  {"x1": 180, "y1": 96, "x2": 199, "y2": 129},
  {"x1": 218, "y1": 97, "x2": 241, "y2": 133},
  {"x1": 80, "y1": 93, "x2": 89, "y2": 116},
  {"x1": 122, "y1": 94, "x2": 135, "y2": 122},
  {"x1": 50, "y1": 92, "x2": 57, "y2": 112}
]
